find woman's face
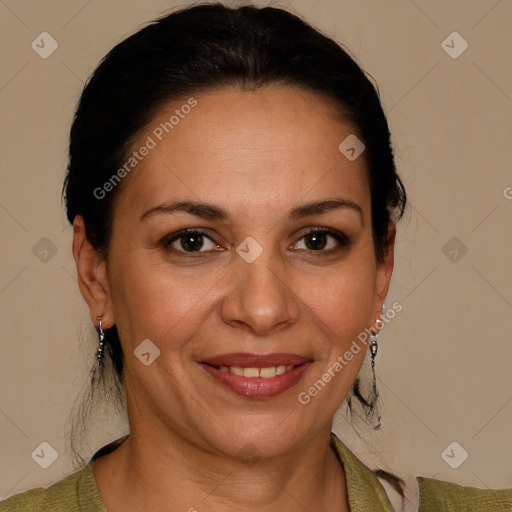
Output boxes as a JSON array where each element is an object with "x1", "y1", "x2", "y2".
[{"x1": 95, "y1": 86, "x2": 394, "y2": 458}]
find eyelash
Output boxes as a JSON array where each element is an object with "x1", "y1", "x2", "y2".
[{"x1": 162, "y1": 227, "x2": 351, "y2": 257}]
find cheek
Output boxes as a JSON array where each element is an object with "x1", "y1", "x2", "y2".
[
  {"x1": 108, "y1": 254, "x2": 219, "y2": 349},
  {"x1": 302, "y1": 253, "x2": 377, "y2": 387},
  {"x1": 305, "y1": 261, "x2": 376, "y2": 341},
  {"x1": 293, "y1": 259, "x2": 376, "y2": 410}
]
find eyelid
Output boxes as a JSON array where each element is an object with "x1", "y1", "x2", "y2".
[
  {"x1": 295, "y1": 226, "x2": 349, "y2": 240},
  {"x1": 162, "y1": 228, "x2": 222, "y2": 253},
  {"x1": 290, "y1": 226, "x2": 351, "y2": 252}
]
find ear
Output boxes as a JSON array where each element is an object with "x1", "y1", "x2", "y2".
[
  {"x1": 374, "y1": 221, "x2": 396, "y2": 306},
  {"x1": 72, "y1": 215, "x2": 115, "y2": 328}
]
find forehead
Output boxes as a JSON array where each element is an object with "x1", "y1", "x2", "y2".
[{"x1": 114, "y1": 86, "x2": 370, "y2": 222}]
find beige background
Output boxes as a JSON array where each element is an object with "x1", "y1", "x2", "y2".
[{"x1": 1, "y1": 0, "x2": 511, "y2": 500}]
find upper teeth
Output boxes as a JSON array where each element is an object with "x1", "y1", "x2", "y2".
[{"x1": 218, "y1": 365, "x2": 294, "y2": 378}]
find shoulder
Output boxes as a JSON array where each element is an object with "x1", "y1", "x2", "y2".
[
  {"x1": 417, "y1": 475, "x2": 512, "y2": 511},
  {"x1": 0, "y1": 487, "x2": 46, "y2": 512},
  {"x1": 0, "y1": 461, "x2": 105, "y2": 512},
  {"x1": 0, "y1": 436, "x2": 128, "y2": 512},
  {"x1": 330, "y1": 431, "x2": 512, "y2": 512}
]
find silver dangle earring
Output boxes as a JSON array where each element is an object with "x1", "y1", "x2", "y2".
[
  {"x1": 366, "y1": 305, "x2": 385, "y2": 429},
  {"x1": 95, "y1": 316, "x2": 105, "y2": 368}
]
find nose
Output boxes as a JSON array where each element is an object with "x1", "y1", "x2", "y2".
[{"x1": 220, "y1": 250, "x2": 301, "y2": 336}]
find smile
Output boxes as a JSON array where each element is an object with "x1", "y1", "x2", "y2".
[{"x1": 199, "y1": 353, "x2": 313, "y2": 399}]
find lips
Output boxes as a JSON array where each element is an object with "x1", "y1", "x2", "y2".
[{"x1": 200, "y1": 352, "x2": 313, "y2": 399}]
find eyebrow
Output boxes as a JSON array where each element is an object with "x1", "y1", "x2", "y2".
[{"x1": 140, "y1": 198, "x2": 363, "y2": 225}]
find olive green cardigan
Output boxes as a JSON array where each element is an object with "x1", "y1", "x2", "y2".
[{"x1": 1, "y1": 433, "x2": 511, "y2": 511}]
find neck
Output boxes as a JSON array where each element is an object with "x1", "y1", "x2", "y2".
[{"x1": 94, "y1": 424, "x2": 349, "y2": 512}]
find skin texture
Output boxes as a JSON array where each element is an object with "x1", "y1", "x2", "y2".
[{"x1": 73, "y1": 85, "x2": 395, "y2": 511}]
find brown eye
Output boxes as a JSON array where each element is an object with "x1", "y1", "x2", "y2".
[
  {"x1": 304, "y1": 232, "x2": 328, "y2": 250},
  {"x1": 292, "y1": 228, "x2": 351, "y2": 253},
  {"x1": 164, "y1": 229, "x2": 220, "y2": 254},
  {"x1": 179, "y1": 233, "x2": 205, "y2": 252}
]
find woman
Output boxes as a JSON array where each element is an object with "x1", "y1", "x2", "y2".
[{"x1": 1, "y1": 3, "x2": 510, "y2": 511}]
